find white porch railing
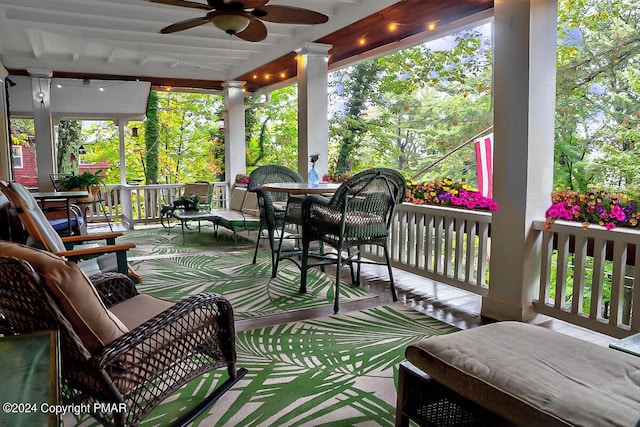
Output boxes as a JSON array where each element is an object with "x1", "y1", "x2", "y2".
[
  {"x1": 365, "y1": 203, "x2": 493, "y2": 296},
  {"x1": 532, "y1": 219, "x2": 639, "y2": 338},
  {"x1": 88, "y1": 185, "x2": 639, "y2": 337},
  {"x1": 85, "y1": 182, "x2": 230, "y2": 225}
]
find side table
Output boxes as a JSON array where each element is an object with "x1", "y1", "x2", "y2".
[{"x1": 609, "y1": 332, "x2": 640, "y2": 357}]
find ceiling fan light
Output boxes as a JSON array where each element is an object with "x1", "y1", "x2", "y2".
[{"x1": 211, "y1": 14, "x2": 251, "y2": 35}]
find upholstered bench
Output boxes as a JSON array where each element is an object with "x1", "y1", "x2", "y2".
[
  {"x1": 396, "y1": 321, "x2": 640, "y2": 427},
  {"x1": 210, "y1": 186, "x2": 260, "y2": 244}
]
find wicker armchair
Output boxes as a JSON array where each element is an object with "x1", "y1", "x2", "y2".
[
  {"x1": 0, "y1": 180, "x2": 140, "y2": 283},
  {"x1": 0, "y1": 242, "x2": 244, "y2": 427},
  {"x1": 248, "y1": 165, "x2": 304, "y2": 277},
  {"x1": 300, "y1": 168, "x2": 407, "y2": 313}
]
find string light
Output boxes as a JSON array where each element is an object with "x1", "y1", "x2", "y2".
[
  {"x1": 427, "y1": 22, "x2": 437, "y2": 31},
  {"x1": 358, "y1": 37, "x2": 366, "y2": 46},
  {"x1": 388, "y1": 22, "x2": 398, "y2": 32}
]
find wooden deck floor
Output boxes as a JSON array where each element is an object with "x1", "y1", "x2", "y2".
[
  {"x1": 101, "y1": 223, "x2": 617, "y2": 348},
  {"x1": 236, "y1": 258, "x2": 617, "y2": 348}
]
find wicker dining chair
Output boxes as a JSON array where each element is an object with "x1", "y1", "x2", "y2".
[
  {"x1": 0, "y1": 242, "x2": 245, "y2": 427},
  {"x1": 247, "y1": 165, "x2": 304, "y2": 277},
  {"x1": 300, "y1": 168, "x2": 407, "y2": 313}
]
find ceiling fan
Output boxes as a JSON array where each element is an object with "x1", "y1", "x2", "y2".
[{"x1": 151, "y1": 0, "x2": 329, "y2": 42}]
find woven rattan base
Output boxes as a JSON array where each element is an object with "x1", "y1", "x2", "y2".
[{"x1": 395, "y1": 361, "x2": 513, "y2": 427}]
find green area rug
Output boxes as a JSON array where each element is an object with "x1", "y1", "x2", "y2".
[
  {"x1": 140, "y1": 303, "x2": 458, "y2": 426},
  {"x1": 118, "y1": 225, "x2": 253, "y2": 258},
  {"x1": 131, "y1": 249, "x2": 376, "y2": 320}
]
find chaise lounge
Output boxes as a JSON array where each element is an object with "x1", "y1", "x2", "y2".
[{"x1": 396, "y1": 321, "x2": 640, "y2": 426}]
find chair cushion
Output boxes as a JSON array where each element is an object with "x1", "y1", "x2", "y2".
[
  {"x1": 109, "y1": 294, "x2": 175, "y2": 329},
  {"x1": 241, "y1": 191, "x2": 259, "y2": 215},
  {"x1": 229, "y1": 187, "x2": 247, "y2": 211},
  {"x1": 406, "y1": 321, "x2": 640, "y2": 427},
  {"x1": 7, "y1": 182, "x2": 67, "y2": 252},
  {"x1": 49, "y1": 217, "x2": 85, "y2": 233},
  {"x1": 0, "y1": 241, "x2": 128, "y2": 353}
]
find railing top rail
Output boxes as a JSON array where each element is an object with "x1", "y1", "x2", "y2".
[
  {"x1": 398, "y1": 202, "x2": 493, "y2": 222},
  {"x1": 533, "y1": 219, "x2": 640, "y2": 241},
  {"x1": 104, "y1": 182, "x2": 228, "y2": 190}
]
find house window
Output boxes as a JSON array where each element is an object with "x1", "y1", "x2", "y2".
[{"x1": 11, "y1": 146, "x2": 23, "y2": 169}]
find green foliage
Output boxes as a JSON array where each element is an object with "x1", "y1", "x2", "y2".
[
  {"x1": 145, "y1": 91, "x2": 159, "y2": 184},
  {"x1": 555, "y1": 0, "x2": 640, "y2": 193},
  {"x1": 59, "y1": 170, "x2": 102, "y2": 190},
  {"x1": 328, "y1": 23, "x2": 492, "y2": 179},
  {"x1": 9, "y1": 118, "x2": 34, "y2": 146},
  {"x1": 56, "y1": 120, "x2": 82, "y2": 174},
  {"x1": 245, "y1": 86, "x2": 299, "y2": 171}
]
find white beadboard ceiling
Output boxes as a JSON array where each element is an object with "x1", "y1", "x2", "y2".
[{"x1": 0, "y1": 0, "x2": 399, "y2": 86}]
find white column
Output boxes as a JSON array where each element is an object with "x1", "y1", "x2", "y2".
[
  {"x1": 30, "y1": 70, "x2": 56, "y2": 191},
  {"x1": 117, "y1": 119, "x2": 128, "y2": 186},
  {"x1": 296, "y1": 42, "x2": 331, "y2": 179},
  {"x1": 223, "y1": 81, "x2": 246, "y2": 184},
  {"x1": 0, "y1": 64, "x2": 10, "y2": 181},
  {"x1": 482, "y1": 0, "x2": 558, "y2": 321},
  {"x1": 116, "y1": 119, "x2": 133, "y2": 229}
]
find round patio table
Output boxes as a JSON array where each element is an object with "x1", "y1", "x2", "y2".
[{"x1": 260, "y1": 182, "x2": 341, "y2": 194}]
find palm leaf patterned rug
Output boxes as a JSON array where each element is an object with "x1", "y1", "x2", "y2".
[
  {"x1": 118, "y1": 225, "x2": 254, "y2": 258},
  {"x1": 129, "y1": 242, "x2": 376, "y2": 320},
  {"x1": 140, "y1": 302, "x2": 458, "y2": 426}
]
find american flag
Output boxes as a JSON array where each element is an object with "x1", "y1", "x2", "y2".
[{"x1": 474, "y1": 133, "x2": 493, "y2": 198}]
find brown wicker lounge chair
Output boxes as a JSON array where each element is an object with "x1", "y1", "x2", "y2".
[
  {"x1": 0, "y1": 241, "x2": 245, "y2": 426},
  {"x1": 300, "y1": 168, "x2": 406, "y2": 313},
  {"x1": 0, "y1": 180, "x2": 140, "y2": 283},
  {"x1": 248, "y1": 165, "x2": 304, "y2": 277}
]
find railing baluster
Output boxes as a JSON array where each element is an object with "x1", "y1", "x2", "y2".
[
  {"x1": 476, "y1": 222, "x2": 488, "y2": 288},
  {"x1": 555, "y1": 233, "x2": 570, "y2": 310},
  {"x1": 632, "y1": 247, "x2": 640, "y2": 331},
  {"x1": 589, "y1": 239, "x2": 606, "y2": 321},
  {"x1": 443, "y1": 216, "x2": 454, "y2": 277},
  {"x1": 609, "y1": 241, "x2": 628, "y2": 327},
  {"x1": 464, "y1": 220, "x2": 477, "y2": 284},
  {"x1": 415, "y1": 212, "x2": 425, "y2": 269},
  {"x1": 454, "y1": 217, "x2": 465, "y2": 280},
  {"x1": 571, "y1": 234, "x2": 587, "y2": 315},
  {"x1": 539, "y1": 228, "x2": 553, "y2": 304}
]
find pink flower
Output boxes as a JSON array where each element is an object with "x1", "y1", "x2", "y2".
[{"x1": 611, "y1": 204, "x2": 626, "y2": 221}]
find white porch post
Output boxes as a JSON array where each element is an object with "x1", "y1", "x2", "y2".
[
  {"x1": 223, "y1": 81, "x2": 246, "y2": 184},
  {"x1": 116, "y1": 119, "x2": 133, "y2": 229},
  {"x1": 296, "y1": 42, "x2": 331, "y2": 179},
  {"x1": 0, "y1": 64, "x2": 10, "y2": 181},
  {"x1": 30, "y1": 70, "x2": 56, "y2": 191},
  {"x1": 482, "y1": 0, "x2": 558, "y2": 321}
]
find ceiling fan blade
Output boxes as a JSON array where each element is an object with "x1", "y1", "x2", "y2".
[
  {"x1": 160, "y1": 16, "x2": 212, "y2": 34},
  {"x1": 150, "y1": 0, "x2": 212, "y2": 11},
  {"x1": 235, "y1": 19, "x2": 267, "y2": 42},
  {"x1": 254, "y1": 5, "x2": 328, "y2": 25},
  {"x1": 235, "y1": 0, "x2": 269, "y2": 7}
]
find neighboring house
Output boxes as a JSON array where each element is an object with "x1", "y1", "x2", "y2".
[
  {"x1": 11, "y1": 136, "x2": 37, "y2": 188},
  {"x1": 11, "y1": 135, "x2": 110, "y2": 188}
]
